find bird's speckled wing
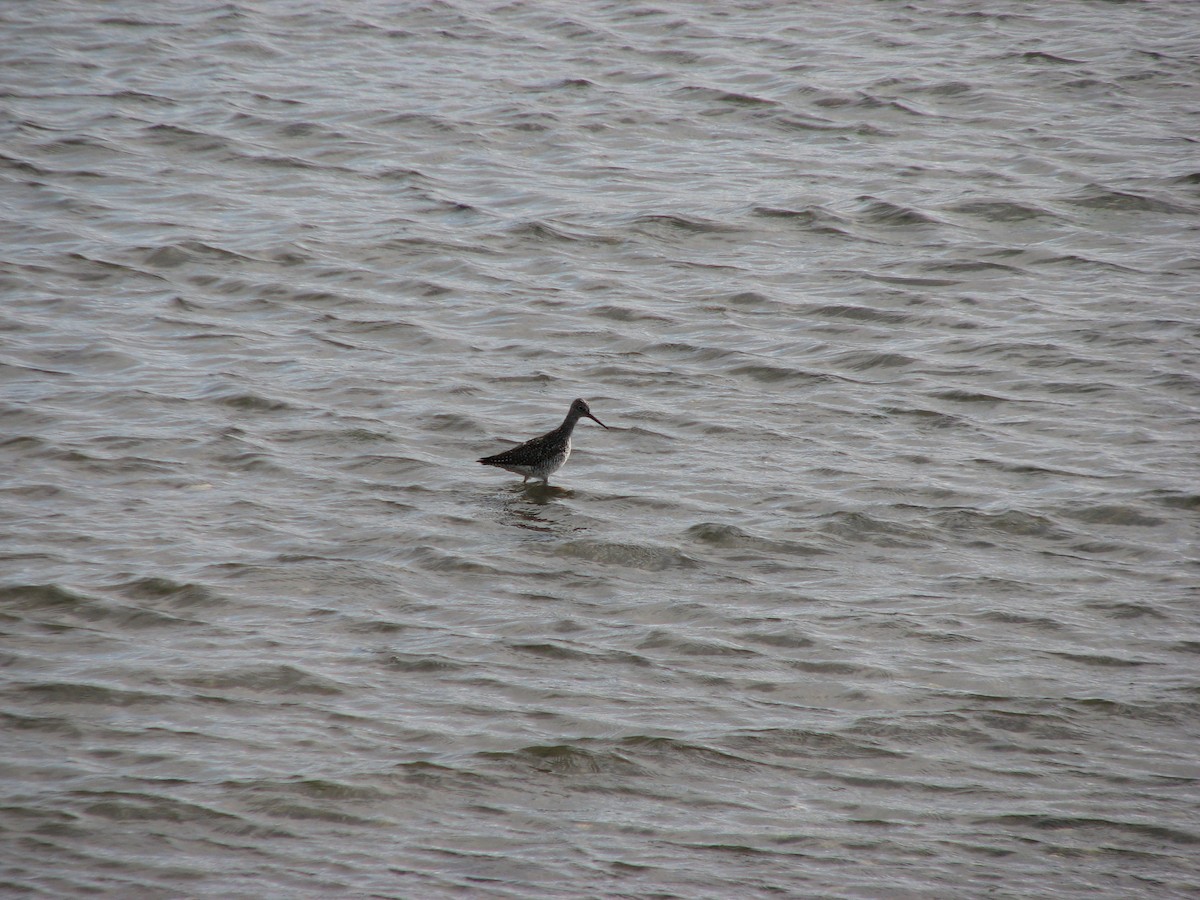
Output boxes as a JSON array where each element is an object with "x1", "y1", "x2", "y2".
[{"x1": 478, "y1": 430, "x2": 563, "y2": 467}]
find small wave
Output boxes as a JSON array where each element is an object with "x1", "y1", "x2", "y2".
[
  {"x1": 750, "y1": 205, "x2": 855, "y2": 236},
  {"x1": 16, "y1": 681, "x2": 168, "y2": 707},
  {"x1": 240, "y1": 777, "x2": 386, "y2": 804},
  {"x1": 945, "y1": 199, "x2": 1056, "y2": 221},
  {"x1": 932, "y1": 390, "x2": 1010, "y2": 404},
  {"x1": 587, "y1": 304, "x2": 676, "y2": 324},
  {"x1": 721, "y1": 290, "x2": 781, "y2": 310},
  {"x1": 727, "y1": 363, "x2": 828, "y2": 385},
  {"x1": 727, "y1": 727, "x2": 904, "y2": 761},
  {"x1": 923, "y1": 80, "x2": 974, "y2": 97},
  {"x1": 481, "y1": 742, "x2": 651, "y2": 776},
  {"x1": 673, "y1": 85, "x2": 780, "y2": 108},
  {"x1": 520, "y1": 642, "x2": 652, "y2": 670},
  {"x1": 881, "y1": 405, "x2": 965, "y2": 429},
  {"x1": 829, "y1": 351, "x2": 916, "y2": 372},
  {"x1": 236, "y1": 795, "x2": 378, "y2": 826},
  {"x1": 368, "y1": 165, "x2": 430, "y2": 185},
  {"x1": 972, "y1": 813, "x2": 1199, "y2": 848},
  {"x1": 818, "y1": 511, "x2": 930, "y2": 548},
  {"x1": 217, "y1": 392, "x2": 292, "y2": 412},
  {"x1": 175, "y1": 664, "x2": 344, "y2": 696},
  {"x1": 504, "y1": 641, "x2": 595, "y2": 662},
  {"x1": 1046, "y1": 651, "x2": 1154, "y2": 669},
  {"x1": 554, "y1": 540, "x2": 697, "y2": 571},
  {"x1": 916, "y1": 258, "x2": 1026, "y2": 275},
  {"x1": 1153, "y1": 491, "x2": 1200, "y2": 511},
  {"x1": 341, "y1": 454, "x2": 435, "y2": 479},
  {"x1": 934, "y1": 509, "x2": 1071, "y2": 540},
  {"x1": 630, "y1": 213, "x2": 734, "y2": 236},
  {"x1": 2, "y1": 582, "x2": 202, "y2": 629},
  {"x1": 113, "y1": 576, "x2": 233, "y2": 610},
  {"x1": 852, "y1": 197, "x2": 942, "y2": 227},
  {"x1": 637, "y1": 629, "x2": 758, "y2": 658},
  {"x1": 1058, "y1": 504, "x2": 1165, "y2": 527},
  {"x1": 1027, "y1": 253, "x2": 1142, "y2": 273},
  {"x1": 61, "y1": 252, "x2": 152, "y2": 287},
  {"x1": 418, "y1": 412, "x2": 481, "y2": 434},
  {"x1": 685, "y1": 522, "x2": 826, "y2": 557},
  {"x1": 142, "y1": 123, "x2": 228, "y2": 152},
  {"x1": 619, "y1": 735, "x2": 754, "y2": 768},
  {"x1": 526, "y1": 76, "x2": 597, "y2": 92},
  {"x1": 1060, "y1": 185, "x2": 1195, "y2": 215},
  {"x1": 211, "y1": 450, "x2": 287, "y2": 474},
  {"x1": 811, "y1": 303, "x2": 912, "y2": 325},
  {"x1": 644, "y1": 340, "x2": 737, "y2": 363},
  {"x1": 0, "y1": 150, "x2": 50, "y2": 177},
  {"x1": 407, "y1": 546, "x2": 509, "y2": 576},
  {"x1": 762, "y1": 112, "x2": 851, "y2": 133},
  {"x1": 85, "y1": 791, "x2": 248, "y2": 827},
  {"x1": 787, "y1": 658, "x2": 886, "y2": 677},
  {"x1": 502, "y1": 219, "x2": 611, "y2": 244},
  {"x1": 0, "y1": 481, "x2": 66, "y2": 501},
  {"x1": 857, "y1": 271, "x2": 961, "y2": 287},
  {"x1": 739, "y1": 630, "x2": 816, "y2": 650},
  {"x1": 139, "y1": 240, "x2": 254, "y2": 270},
  {"x1": 976, "y1": 609, "x2": 1070, "y2": 629},
  {"x1": 1019, "y1": 51, "x2": 1084, "y2": 65}
]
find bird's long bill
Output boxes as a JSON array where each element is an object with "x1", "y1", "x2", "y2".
[{"x1": 586, "y1": 412, "x2": 609, "y2": 429}]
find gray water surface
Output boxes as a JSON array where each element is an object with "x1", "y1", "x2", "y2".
[{"x1": 3, "y1": 1, "x2": 1199, "y2": 897}]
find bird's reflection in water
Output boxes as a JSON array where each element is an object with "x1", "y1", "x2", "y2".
[
  {"x1": 521, "y1": 482, "x2": 572, "y2": 505},
  {"x1": 496, "y1": 483, "x2": 579, "y2": 536}
]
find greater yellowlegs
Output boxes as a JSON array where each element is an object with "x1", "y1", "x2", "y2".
[{"x1": 478, "y1": 398, "x2": 608, "y2": 484}]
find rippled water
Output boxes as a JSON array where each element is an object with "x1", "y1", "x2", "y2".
[{"x1": 3, "y1": 1, "x2": 1199, "y2": 896}]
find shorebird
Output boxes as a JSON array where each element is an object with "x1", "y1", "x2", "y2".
[{"x1": 478, "y1": 398, "x2": 608, "y2": 484}]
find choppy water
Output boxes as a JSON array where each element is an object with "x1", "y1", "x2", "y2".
[{"x1": 3, "y1": 1, "x2": 1199, "y2": 897}]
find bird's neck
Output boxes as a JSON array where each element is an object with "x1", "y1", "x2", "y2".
[{"x1": 558, "y1": 409, "x2": 582, "y2": 434}]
